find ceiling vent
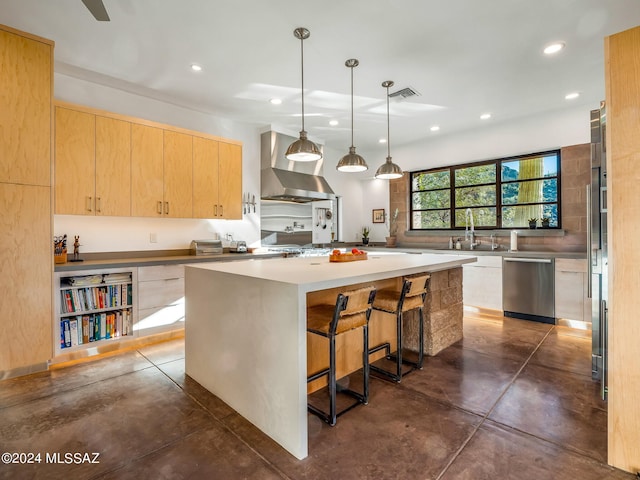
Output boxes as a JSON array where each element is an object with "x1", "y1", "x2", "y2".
[{"x1": 388, "y1": 86, "x2": 421, "y2": 99}]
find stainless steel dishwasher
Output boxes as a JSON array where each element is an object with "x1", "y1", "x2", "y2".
[{"x1": 502, "y1": 257, "x2": 555, "y2": 324}]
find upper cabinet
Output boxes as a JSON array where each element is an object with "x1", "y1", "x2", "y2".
[
  {"x1": 218, "y1": 142, "x2": 243, "y2": 220},
  {"x1": 95, "y1": 116, "x2": 131, "y2": 216},
  {"x1": 192, "y1": 137, "x2": 242, "y2": 219},
  {"x1": 193, "y1": 136, "x2": 219, "y2": 218},
  {"x1": 163, "y1": 130, "x2": 193, "y2": 218},
  {"x1": 55, "y1": 107, "x2": 132, "y2": 216},
  {"x1": 0, "y1": 27, "x2": 52, "y2": 186},
  {"x1": 54, "y1": 102, "x2": 242, "y2": 219},
  {"x1": 131, "y1": 123, "x2": 164, "y2": 217}
]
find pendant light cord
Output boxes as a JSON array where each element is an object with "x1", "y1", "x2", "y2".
[
  {"x1": 300, "y1": 34, "x2": 305, "y2": 132},
  {"x1": 350, "y1": 65, "x2": 354, "y2": 148},
  {"x1": 386, "y1": 84, "x2": 391, "y2": 159}
]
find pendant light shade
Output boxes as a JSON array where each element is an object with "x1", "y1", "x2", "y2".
[
  {"x1": 337, "y1": 59, "x2": 368, "y2": 172},
  {"x1": 286, "y1": 27, "x2": 322, "y2": 162},
  {"x1": 375, "y1": 80, "x2": 403, "y2": 180}
]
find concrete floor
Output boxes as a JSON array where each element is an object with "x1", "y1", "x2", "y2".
[{"x1": 0, "y1": 313, "x2": 634, "y2": 479}]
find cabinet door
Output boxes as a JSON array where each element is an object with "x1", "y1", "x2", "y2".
[
  {"x1": 218, "y1": 142, "x2": 242, "y2": 219},
  {"x1": 0, "y1": 183, "x2": 52, "y2": 371},
  {"x1": 54, "y1": 107, "x2": 95, "y2": 215},
  {"x1": 192, "y1": 136, "x2": 219, "y2": 218},
  {"x1": 163, "y1": 130, "x2": 193, "y2": 218},
  {"x1": 0, "y1": 28, "x2": 52, "y2": 186},
  {"x1": 131, "y1": 123, "x2": 164, "y2": 217},
  {"x1": 95, "y1": 116, "x2": 131, "y2": 216}
]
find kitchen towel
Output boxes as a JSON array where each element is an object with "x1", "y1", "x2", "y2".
[{"x1": 510, "y1": 231, "x2": 518, "y2": 251}]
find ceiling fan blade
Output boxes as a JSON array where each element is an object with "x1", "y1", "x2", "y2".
[{"x1": 81, "y1": 0, "x2": 110, "y2": 21}]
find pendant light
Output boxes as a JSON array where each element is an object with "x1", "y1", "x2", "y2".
[
  {"x1": 375, "y1": 80, "x2": 403, "y2": 179},
  {"x1": 337, "y1": 59, "x2": 368, "y2": 172},
  {"x1": 285, "y1": 27, "x2": 322, "y2": 162}
]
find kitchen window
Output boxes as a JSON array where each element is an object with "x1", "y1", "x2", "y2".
[{"x1": 410, "y1": 150, "x2": 561, "y2": 230}]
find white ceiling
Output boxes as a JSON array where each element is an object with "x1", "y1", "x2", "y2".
[{"x1": 2, "y1": 0, "x2": 640, "y2": 153}]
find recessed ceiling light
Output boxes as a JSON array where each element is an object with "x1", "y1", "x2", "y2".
[
  {"x1": 565, "y1": 92, "x2": 580, "y2": 100},
  {"x1": 543, "y1": 42, "x2": 565, "y2": 55},
  {"x1": 329, "y1": 119, "x2": 339, "y2": 126},
  {"x1": 269, "y1": 98, "x2": 282, "y2": 105},
  {"x1": 480, "y1": 113, "x2": 491, "y2": 120},
  {"x1": 190, "y1": 63, "x2": 202, "y2": 72},
  {"x1": 379, "y1": 138, "x2": 387, "y2": 144},
  {"x1": 430, "y1": 125, "x2": 440, "y2": 132}
]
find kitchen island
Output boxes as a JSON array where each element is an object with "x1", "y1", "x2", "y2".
[{"x1": 184, "y1": 252, "x2": 475, "y2": 459}]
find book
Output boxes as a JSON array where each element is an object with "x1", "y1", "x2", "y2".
[
  {"x1": 82, "y1": 315, "x2": 90, "y2": 343},
  {"x1": 69, "y1": 319, "x2": 79, "y2": 347},
  {"x1": 62, "y1": 319, "x2": 71, "y2": 348}
]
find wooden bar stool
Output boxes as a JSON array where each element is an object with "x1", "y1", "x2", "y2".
[
  {"x1": 368, "y1": 273, "x2": 429, "y2": 382},
  {"x1": 306, "y1": 286, "x2": 376, "y2": 426}
]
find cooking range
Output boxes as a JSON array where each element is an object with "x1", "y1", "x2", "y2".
[{"x1": 267, "y1": 247, "x2": 332, "y2": 258}]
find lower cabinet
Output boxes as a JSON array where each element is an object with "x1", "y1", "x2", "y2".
[
  {"x1": 137, "y1": 265, "x2": 185, "y2": 336},
  {"x1": 462, "y1": 255, "x2": 503, "y2": 311},
  {"x1": 554, "y1": 258, "x2": 590, "y2": 324}
]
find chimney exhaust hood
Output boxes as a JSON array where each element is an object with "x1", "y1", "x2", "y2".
[{"x1": 261, "y1": 131, "x2": 335, "y2": 203}]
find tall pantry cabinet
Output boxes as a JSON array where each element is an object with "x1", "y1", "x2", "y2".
[{"x1": 0, "y1": 25, "x2": 53, "y2": 377}]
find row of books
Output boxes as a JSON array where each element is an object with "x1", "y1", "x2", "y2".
[
  {"x1": 60, "y1": 309, "x2": 133, "y2": 349},
  {"x1": 60, "y1": 283, "x2": 132, "y2": 314}
]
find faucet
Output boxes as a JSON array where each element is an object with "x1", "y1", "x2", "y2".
[
  {"x1": 465, "y1": 208, "x2": 480, "y2": 249},
  {"x1": 490, "y1": 234, "x2": 499, "y2": 250}
]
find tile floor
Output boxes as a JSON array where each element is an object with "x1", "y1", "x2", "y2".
[{"x1": 0, "y1": 313, "x2": 635, "y2": 480}]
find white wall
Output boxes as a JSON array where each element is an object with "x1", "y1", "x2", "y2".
[
  {"x1": 356, "y1": 104, "x2": 594, "y2": 242},
  {"x1": 53, "y1": 73, "x2": 263, "y2": 252},
  {"x1": 52, "y1": 72, "x2": 596, "y2": 251}
]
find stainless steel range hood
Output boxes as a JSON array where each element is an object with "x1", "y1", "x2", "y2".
[{"x1": 261, "y1": 131, "x2": 335, "y2": 203}]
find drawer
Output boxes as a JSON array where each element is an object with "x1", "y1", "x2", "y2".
[
  {"x1": 138, "y1": 277, "x2": 184, "y2": 310},
  {"x1": 555, "y1": 258, "x2": 587, "y2": 273},
  {"x1": 138, "y1": 264, "x2": 185, "y2": 282},
  {"x1": 463, "y1": 255, "x2": 502, "y2": 268}
]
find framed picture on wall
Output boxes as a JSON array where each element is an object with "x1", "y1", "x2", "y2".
[{"x1": 372, "y1": 209, "x2": 385, "y2": 223}]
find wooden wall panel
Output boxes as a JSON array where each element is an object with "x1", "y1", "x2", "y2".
[{"x1": 605, "y1": 25, "x2": 640, "y2": 474}]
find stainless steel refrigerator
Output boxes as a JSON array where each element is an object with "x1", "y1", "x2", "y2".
[{"x1": 588, "y1": 102, "x2": 608, "y2": 400}]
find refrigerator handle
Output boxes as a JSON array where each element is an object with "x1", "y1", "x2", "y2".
[{"x1": 586, "y1": 184, "x2": 592, "y2": 299}]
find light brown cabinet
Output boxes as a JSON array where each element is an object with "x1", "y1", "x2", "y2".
[
  {"x1": 163, "y1": 130, "x2": 193, "y2": 218},
  {"x1": 55, "y1": 102, "x2": 242, "y2": 219},
  {"x1": 131, "y1": 123, "x2": 164, "y2": 217},
  {"x1": 218, "y1": 142, "x2": 243, "y2": 220},
  {"x1": 0, "y1": 27, "x2": 52, "y2": 187},
  {"x1": 193, "y1": 136, "x2": 220, "y2": 218},
  {"x1": 95, "y1": 116, "x2": 131, "y2": 216},
  {"x1": 605, "y1": 25, "x2": 640, "y2": 473},
  {"x1": 54, "y1": 106, "x2": 95, "y2": 215},
  {"x1": 55, "y1": 107, "x2": 132, "y2": 216},
  {"x1": 0, "y1": 24, "x2": 53, "y2": 377},
  {"x1": 192, "y1": 137, "x2": 243, "y2": 219}
]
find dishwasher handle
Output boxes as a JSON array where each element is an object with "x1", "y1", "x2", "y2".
[{"x1": 503, "y1": 257, "x2": 552, "y2": 264}]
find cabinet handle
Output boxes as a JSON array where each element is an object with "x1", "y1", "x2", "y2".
[
  {"x1": 214, "y1": 204, "x2": 218, "y2": 216},
  {"x1": 157, "y1": 201, "x2": 163, "y2": 215},
  {"x1": 96, "y1": 197, "x2": 101, "y2": 213},
  {"x1": 219, "y1": 204, "x2": 223, "y2": 216},
  {"x1": 86, "y1": 196, "x2": 92, "y2": 212},
  {"x1": 165, "y1": 201, "x2": 169, "y2": 215}
]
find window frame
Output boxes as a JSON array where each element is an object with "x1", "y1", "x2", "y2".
[{"x1": 410, "y1": 149, "x2": 561, "y2": 231}]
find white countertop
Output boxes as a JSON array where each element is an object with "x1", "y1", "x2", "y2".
[{"x1": 188, "y1": 252, "x2": 476, "y2": 292}]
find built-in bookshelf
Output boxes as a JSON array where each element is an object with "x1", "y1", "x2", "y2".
[{"x1": 55, "y1": 268, "x2": 137, "y2": 355}]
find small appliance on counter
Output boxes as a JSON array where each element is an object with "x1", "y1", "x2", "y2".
[
  {"x1": 229, "y1": 240, "x2": 247, "y2": 253},
  {"x1": 190, "y1": 239, "x2": 223, "y2": 256}
]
